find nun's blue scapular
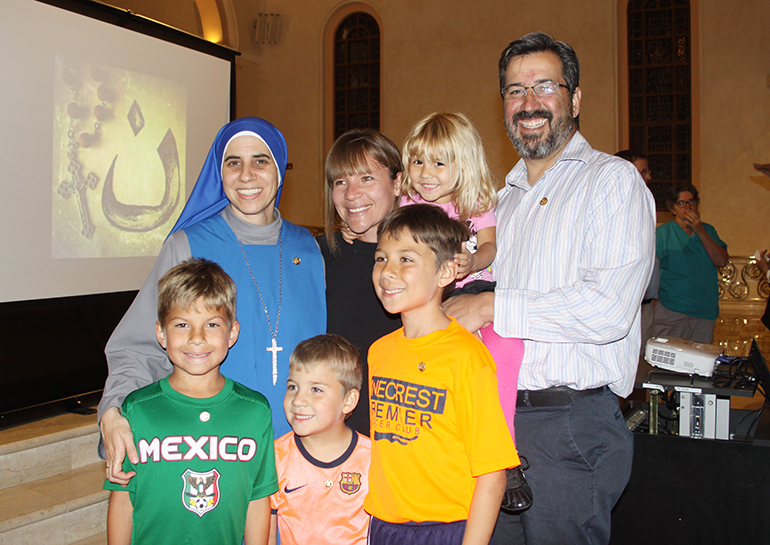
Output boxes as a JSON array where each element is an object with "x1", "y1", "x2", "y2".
[{"x1": 99, "y1": 117, "x2": 326, "y2": 441}]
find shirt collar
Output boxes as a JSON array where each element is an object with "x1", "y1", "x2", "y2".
[{"x1": 505, "y1": 130, "x2": 590, "y2": 191}]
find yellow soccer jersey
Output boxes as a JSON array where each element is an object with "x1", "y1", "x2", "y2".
[{"x1": 365, "y1": 318, "x2": 519, "y2": 523}]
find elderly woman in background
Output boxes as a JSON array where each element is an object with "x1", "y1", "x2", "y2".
[
  {"x1": 654, "y1": 182, "x2": 728, "y2": 343},
  {"x1": 100, "y1": 117, "x2": 326, "y2": 483},
  {"x1": 316, "y1": 129, "x2": 403, "y2": 435}
]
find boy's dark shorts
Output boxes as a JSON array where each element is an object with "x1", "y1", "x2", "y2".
[{"x1": 369, "y1": 517, "x2": 469, "y2": 545}]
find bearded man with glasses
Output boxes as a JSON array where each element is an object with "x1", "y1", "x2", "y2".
[
  {"x1": 443, "y1": 32, "x2": 656, "y2": 545},
  {"x1": 654, "y1": 182, "x2": 728, "y2": 343}
]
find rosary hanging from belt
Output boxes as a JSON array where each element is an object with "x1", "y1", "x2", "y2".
[{"x1": 237, "y1": 229, "x2": 283, "y2": 385}]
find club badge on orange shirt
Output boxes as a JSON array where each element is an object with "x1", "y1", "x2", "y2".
[{"x1": 339, "y1": 472, "x2": 362, "y2": 495}]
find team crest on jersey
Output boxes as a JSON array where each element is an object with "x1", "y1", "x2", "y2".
[
  {"x1": 339, "y1": 472, "x2": 362, "y2": 495},
  {"x1": 182, "y1": 468, "x2": 221, "y2": 517}
]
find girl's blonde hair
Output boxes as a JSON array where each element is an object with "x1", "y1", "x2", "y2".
[{"x1": 402, "y1": 112, "x2": 497, "y2": 221}]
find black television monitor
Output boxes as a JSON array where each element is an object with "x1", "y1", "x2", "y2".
[{"x1": 749, "y1": 339, "x2": 770, "y2": 404}]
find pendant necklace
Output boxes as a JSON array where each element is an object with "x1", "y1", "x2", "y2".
[{"x1": 236, "y1": 228, "x2": 283, "y2": 385}]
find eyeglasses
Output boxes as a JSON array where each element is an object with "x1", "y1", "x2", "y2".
[
  {"x1": 501, "y1": 81, "x2": 568, "y2": 100},
  {"x1": 675, "y1": 198, "x2": 699, "y2": 207}
]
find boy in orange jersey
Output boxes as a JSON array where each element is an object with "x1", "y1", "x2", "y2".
[
  {"x1": 269, "y1": 334, "x2": 371, "y2": 545},
  {"x1": 365, "y1": 204, "x2": 521, "y2": 545}
]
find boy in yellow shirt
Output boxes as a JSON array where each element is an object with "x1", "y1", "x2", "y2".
[{"x1": 365, "y1": 204, "x2": 520, "y2": 545}]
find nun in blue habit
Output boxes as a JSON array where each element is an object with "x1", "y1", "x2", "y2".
[{"x1": 98, "y1": 117, "x2": 326, "y2": 471}]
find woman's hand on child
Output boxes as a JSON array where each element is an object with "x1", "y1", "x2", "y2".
[
  {"x1": 454, "y1": 248, "x2": 474, "y2": 280},
  {"x1": 101, "y1": 406, "x2": 138, "y2": 485}
]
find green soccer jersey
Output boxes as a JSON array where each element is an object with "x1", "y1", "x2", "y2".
[{"x1": 104, "y1": 377, "x2": 278, "y2": 544}]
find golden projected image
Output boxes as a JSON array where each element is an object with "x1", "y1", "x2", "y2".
[{"x1": 52, "y1": 57, "x2": 187, "y2": 258}]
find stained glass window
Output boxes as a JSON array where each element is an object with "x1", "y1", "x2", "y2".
[
  {"x1": 628, "y1": 0, "x2": 691, "y2": 210},
  {"x1": 334, "y1": 13, "x2": 380, "y2": 138}
]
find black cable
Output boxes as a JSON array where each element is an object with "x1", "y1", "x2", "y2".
[
  {"x1": 742, "y1": 404, "x2": 766, "y2": 439},
  {"x1": 656, "y1": 420, "x2": 674, "y2": 435},
  {"x1": 711, "y1": 357, "x2": 756, "y2": 389}
]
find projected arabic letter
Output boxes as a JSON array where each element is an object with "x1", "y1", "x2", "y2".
[{"x1": 102, "y1": 128, "x2": 181, "y2": 232}]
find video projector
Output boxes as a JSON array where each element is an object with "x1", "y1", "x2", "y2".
[{"x1": 644, "y1": 336, "x2": 722, "y2": 377}]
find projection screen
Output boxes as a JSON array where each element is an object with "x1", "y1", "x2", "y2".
[{"x1": 0, "y1": 0, "x2": 234, "y2": 303}]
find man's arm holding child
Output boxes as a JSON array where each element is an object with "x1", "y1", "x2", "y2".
[
  {"x1": 462, "y1": 470, "x2": 507, "y2": 545},
  {"x1": 442, "y1": 291, "x2": 495, "y2": 334},
  {"x1": 107, "y1": 490, "x2": 132, "y2": 545},
  {"x1": 244, "y1": 497, "x2": 271, "y2": 545}
]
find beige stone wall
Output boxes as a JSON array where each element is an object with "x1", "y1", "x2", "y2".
[
  {"x1": 696, "y1": 0, "x2": 770, "y2": 256},
  {"x1": 227, "y1": 0, "x2": 627, "y2": 229},
  {"x1": 101, "y1": 0, "x2": 770, "y2": 252}
]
